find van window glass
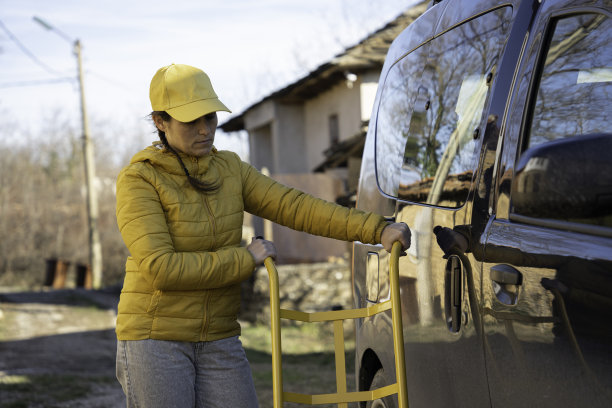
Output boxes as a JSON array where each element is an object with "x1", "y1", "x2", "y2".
[
  {"x1": 375, "y1": 46, "x2": 428, "y2": 198},
  {"x1": 528, "y1": 14, "x2": 611, "y2": 148},
  {"x1": 375, "y1": 6, "x2": 512, "y2": 207},
  {"x1": 514, "y1": 14, "x2": 612, "y2": 227}
]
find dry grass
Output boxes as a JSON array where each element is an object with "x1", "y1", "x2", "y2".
[{"x1": 243, "y1": 322, "x2": 357, "y2": 408}]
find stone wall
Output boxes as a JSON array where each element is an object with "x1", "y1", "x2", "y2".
[{"x1": 240, "y1": 261, "x2": 352, "y2": 324}]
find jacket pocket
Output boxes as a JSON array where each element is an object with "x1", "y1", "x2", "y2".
[{"x1": 146, "y1": 290, "x2": 162, "y2": 314}]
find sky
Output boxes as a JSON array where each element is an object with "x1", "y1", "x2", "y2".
[{"x1": 0, "y1": 0, "x2": 419, "y2": 157}]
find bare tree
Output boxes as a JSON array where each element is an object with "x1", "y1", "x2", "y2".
[{"x1": 0, "y1": 110, "x2": 139, "y2": 288}]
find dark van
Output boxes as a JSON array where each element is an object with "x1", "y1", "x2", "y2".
[{"x1": 352, "y1": 0, "x2": 612, "y2": 406}]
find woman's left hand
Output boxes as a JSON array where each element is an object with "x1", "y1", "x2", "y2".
[{"x1": 381, "y1": 222, "x2": 411, "y2": 254}]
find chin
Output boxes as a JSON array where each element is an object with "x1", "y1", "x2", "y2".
[{"x1": 193, "y1": 149, "x2": 212, "y2": 157}]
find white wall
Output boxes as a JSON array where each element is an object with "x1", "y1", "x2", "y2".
[
  {"x1": 249, "y1": 124, "x2": 273, "y2": 172},
  {"x1": 360, "y1": 71, "x2": 380, "y2": 122},
  {"x1": 244, "y1": 100, "x2": 275, "y2": 130},
  {"x1": 245, "y1": 100, "x2": 275, "y2": 171},
  {"x1": 302, "y1": 71, "x2": 380, "y2": 172},
  {"x1": 273, "y1": 103, "x2": 306, "y2": 173},
  {"x1": 245, "y1": 70, "x2": 380, "y2": 174},
  {"x1": 303, "y1": 81, "x2": 360, "y2": 171}
]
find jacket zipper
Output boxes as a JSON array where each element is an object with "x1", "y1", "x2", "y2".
[
  {"x1": 193, "y1": 156, "x2": 217, "y2": 244},
  {"x1": 200, "y1": 199, "x2": 215, "y2": 340},
  {"x1": 193, "y1": 156, "x2": 216, "y2": 340},
  {"x1": 203, "y1": 195, "x2": 217, "y2": 242}
]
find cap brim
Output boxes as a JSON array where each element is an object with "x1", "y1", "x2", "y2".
[{"x1": 166, "y1": 98, "x2": 231, "y2": 122}]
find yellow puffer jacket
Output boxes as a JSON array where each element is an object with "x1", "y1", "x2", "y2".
[{"x1": 115, "y1": 143, "x2": 388, "y2": 342}]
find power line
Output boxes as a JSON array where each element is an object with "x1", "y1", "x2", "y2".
[
  {"x1": 0, "y1": 77, "x2": 74, "y2": 89},
  {"x1": 0, "y1": 18, "x2": 69, "y2": 78},
  {"x1": 0, "y1": 19, "x2": 133, "y2": 94},
  {"x1": 88, "y1": 70, "x2": 135, "y2": 92},
  {"x1": 0, "y1": 71, "x2": 135, "y2": 93}
]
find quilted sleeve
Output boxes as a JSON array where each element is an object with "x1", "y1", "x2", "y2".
[
  {"x1": 116, "y1": 165, "x2": 256, "y2": 291},
  {"x1": 239, "y1": 161, "x2": 388, "y2": 244}
]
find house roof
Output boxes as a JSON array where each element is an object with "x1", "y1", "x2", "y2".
[{"x1": 220, "y1": 1, "x2": 429, "y2": 132}]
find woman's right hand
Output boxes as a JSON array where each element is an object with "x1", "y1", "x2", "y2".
[
  {"x1": 381, "y1": 222, "x2": 411, "y2": 254},
  {"x1": 247, "y1": 237, "x2": 277, "y2": 265}
]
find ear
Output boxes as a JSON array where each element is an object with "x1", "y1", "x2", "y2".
[{"x1": 153, "y1": 114, "x2": 167, "y2": 132}]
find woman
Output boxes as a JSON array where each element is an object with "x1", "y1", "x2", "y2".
[{"x1": 115, "y1": 63, "x2": 411, "y2": 408}]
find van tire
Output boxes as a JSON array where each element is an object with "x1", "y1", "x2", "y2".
[{"x1": 366, "y1": 369, "x2": 395, "y2": 408}]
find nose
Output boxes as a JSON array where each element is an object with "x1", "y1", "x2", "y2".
[{"x1": 198, "y1": 120, "x2": 212, "y2": 135}]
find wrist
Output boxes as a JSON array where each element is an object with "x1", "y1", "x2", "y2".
[{"x1": 377, "y1": 222, "x2": 393, "y2": 244}]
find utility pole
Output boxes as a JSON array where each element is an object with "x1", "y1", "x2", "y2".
[
  {"x1": 75, "y1": 40, "x2": 102, "y2": 289},
  {"x1": 34, "y1": 17, "x2": 103, "y2": 288}
]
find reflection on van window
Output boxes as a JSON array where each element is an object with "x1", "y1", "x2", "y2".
[
  {"x1": 375, "y1": 46, "x2": 428, "y2": 198},
  {"x1": 576, "y1": 68, "x2": 612, "y2": 84},
  {"x1": 515, "y1": 14, "x2": 612, "y2": 228},
  {"x1": 529, "y1": 14, "x2": 611, "y2": 147},
  {"x1": 375, "y1": 6, "x2": 512, "y2": 208}
]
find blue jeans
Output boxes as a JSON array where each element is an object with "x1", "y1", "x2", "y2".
[{"x1": 116, "y1": 336, "x2": 259, "y2": 408}]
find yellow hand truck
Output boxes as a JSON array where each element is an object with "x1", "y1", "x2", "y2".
[{"x1": 263, "y1": 241, "x2": 409, "y2": 407}]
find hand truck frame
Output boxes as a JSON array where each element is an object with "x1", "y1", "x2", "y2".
[{"x1": 264, "y1": 241, "x2": 409, "y2": 407}]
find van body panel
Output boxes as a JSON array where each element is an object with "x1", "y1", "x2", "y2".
[
  {"x1": 482, "y1": 1, "x2": 612, "y2": 406},
  {"x1": 353, "y1": 0, "x2": 611, "y2": 406}
]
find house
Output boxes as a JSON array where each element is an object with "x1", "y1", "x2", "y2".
[{"x1": 221, "y1": 2, "x2": 428, "y2": 263}]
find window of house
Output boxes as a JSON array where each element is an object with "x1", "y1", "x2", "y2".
[
  {"x1": 511, "y1": 13, "x2": 612, "y2": 228},
  {"x1": 329, "y1": 114, "x2": 339, "y2": 145},
  {"x1": 375, "y1": 6, "x2": 512, "y2": 208}
]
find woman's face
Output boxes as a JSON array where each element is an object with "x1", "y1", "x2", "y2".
[{"x1": 155, "y1": 113, "x2": 218, "y2": 157}]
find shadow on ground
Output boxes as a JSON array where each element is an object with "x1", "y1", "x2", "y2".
[{"x1": 0, "y1": 329, "x2": 123, "y2": 408}]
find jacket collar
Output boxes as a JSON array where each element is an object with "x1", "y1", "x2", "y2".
[{"x1": 130, "y1": 142, "x2": 218, "y2": 178}]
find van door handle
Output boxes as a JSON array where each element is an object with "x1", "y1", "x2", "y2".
[
  {"x1": 445, "y1": 255, "x2": 462, "y2": 332},
  {"x1": 490, "y1": 264, "x2": 522, "y2": 305},
  {"x1": 490, "y1": 264, "x2": 523, "y2": 285}
]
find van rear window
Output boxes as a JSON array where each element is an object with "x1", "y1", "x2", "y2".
[{"x1": 375, "y1": 6, "x2": 512, "y2": 208}]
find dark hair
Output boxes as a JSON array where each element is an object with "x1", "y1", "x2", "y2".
[{"x1": 151, "y1": 111, "x2": 220, "y2": 193}]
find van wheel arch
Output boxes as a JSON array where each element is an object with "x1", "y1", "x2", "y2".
[{"x1": 359, "y1": 348, "x2": 383, "y2": 408}]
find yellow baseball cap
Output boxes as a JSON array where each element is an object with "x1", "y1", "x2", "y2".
[{"x1": 149, "y1": 64, "x2": 231, "y2": 122}]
